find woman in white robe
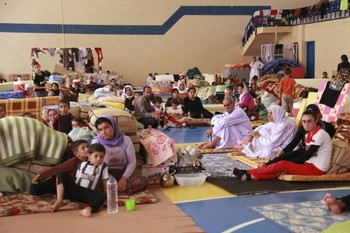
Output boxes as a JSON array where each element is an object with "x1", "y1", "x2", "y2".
[{"x1": 242, "y1": 105, "x2": 296, "y2": 160}]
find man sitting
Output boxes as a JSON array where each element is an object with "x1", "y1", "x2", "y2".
[
  {"x1": 134, "y1": 86, "x2": 159, "y2": 129},
  {"x1": 199, "y1": 96, "x2": 252, "y2": 149}
]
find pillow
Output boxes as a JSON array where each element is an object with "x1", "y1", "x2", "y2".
[{"x1": 0, "y1": 167, "x2": 36, "y2": 193}]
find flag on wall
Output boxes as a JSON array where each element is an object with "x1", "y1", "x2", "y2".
[{"x1": 340, "y1": 0, "x2": 349, "y2": 10}]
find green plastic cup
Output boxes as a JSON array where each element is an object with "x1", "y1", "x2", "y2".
[{"x1": 125, "y1": 199, "x2": 136, "y2": 211}]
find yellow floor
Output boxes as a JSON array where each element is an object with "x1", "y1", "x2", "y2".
[{"x1": 162, "y1": 182, "x2": 233, "y2": 203}]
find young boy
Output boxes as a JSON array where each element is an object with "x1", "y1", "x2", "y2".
[
  {"x1": 32, "y1": 62, "x2": 50, "y2": 97},
  {"x1": 54, "y1": 99, "x2": 74, "y2": 134},
  {"x1": 53, "y1": 143, "x2": 109, "y2": 217},
  {"x1": 279, "y1": 67, "x2": 296, "y2": 116},
  {"x1": 30, "y1": 140, "x2": 90, "y2": 197}
]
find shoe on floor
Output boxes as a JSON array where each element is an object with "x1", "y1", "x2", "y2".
[{"x1": 233, "y1": 168, "x2": 250, "y2": 181}]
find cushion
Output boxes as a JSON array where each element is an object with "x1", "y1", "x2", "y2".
[
  {"x1": 279, "y1": 172, "x2": 350, "y2": 181},
  {"x1": 88, "y1": 107, "x2": 138, "y2": 134},
  {"x1": 0, "y1": 167, "x2": 36, "y2": 193}
]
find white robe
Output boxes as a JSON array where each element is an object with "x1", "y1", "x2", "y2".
[
  {"x1": 242, "y1": 105, "x2": 297, "y2": 160},
  {"x1": 249, "y1": 60, "x2": 264, "y2": 83},
  {"x1": 211, "y1": 107, "x2": 252, "y2": 149}
]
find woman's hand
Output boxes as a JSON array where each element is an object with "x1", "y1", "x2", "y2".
[{"x1": 118, "y1": 176, "x2": 128, "y2": 192}]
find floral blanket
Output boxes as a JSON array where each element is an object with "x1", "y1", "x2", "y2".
[
  {"x1": 0, "y1": 190, "x2": 157, "y2": 217},
  {"x1": 139, "y1": 128, "x2": 177, "y2": 166}
]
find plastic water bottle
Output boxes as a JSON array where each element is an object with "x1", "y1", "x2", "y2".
[{"x1": 107, "y1": 175, "x2": 118, "y2": 214}]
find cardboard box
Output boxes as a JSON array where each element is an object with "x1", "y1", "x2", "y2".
[{"x1": 141, "y1": 165, "x2": 170, "y2": 184}]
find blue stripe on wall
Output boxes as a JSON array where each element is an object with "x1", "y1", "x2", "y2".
[{"x1": 0, "y1": 6, "x2": 270, "y2": 35}]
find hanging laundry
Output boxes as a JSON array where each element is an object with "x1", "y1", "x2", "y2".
[
  {"x1": 48, "y1": 48, "x2": 56, "y2": 57},
  {"x1": 340, "y1": 0, "x2": 348, "y2": 10}
]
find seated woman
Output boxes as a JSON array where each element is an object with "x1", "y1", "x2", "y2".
[
  {"x1": 237, "y1": 83, "x2": 256, "y2": 119},
  {"x1": 240, "y1": 105, "x2": 296, "y2": 160},
  {"x1": 306, "y1": 104, "x2": 335, "y2": 138},
  {"x1": 183, "y1": 87, "x2": 213, "y2": 119},
  {"x1": 177, "y1": 80, "x2": 188, "y2": 100},
  {"x1": 199, "y1": 96, "x2": 251, "y2": 149},
  {"x1": 91, "y1": 115, "x2": 148, "y2": 194},
  {"x1": 165, "y1": 88, "x2": 183, "y2": 108},
  {"x1": 123, "y1": 85, "x2": 135, "y2": 112},
  {"x1": 233, "y1": 109, "x2": 333, "y2": 181},
  {"x1": 46, "y1": 106, "x2": 60, "y2": 129}
]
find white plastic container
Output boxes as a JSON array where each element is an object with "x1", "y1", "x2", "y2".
[{"x1": 174, "y1": 173, "x2": 206, "y2": 187}]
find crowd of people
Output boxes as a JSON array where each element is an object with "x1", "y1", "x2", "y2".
[{"x1": 1, "y1": 53, "x2": 350, "y2": 218}]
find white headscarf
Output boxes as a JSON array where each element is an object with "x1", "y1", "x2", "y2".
[
  {"x1": 177, "y1": 80, "x2": 188, "y2": 94},
  {"x1": 268, "y1": 105, "x2": 286, "y2": 123},
  {"x1": 122, "y1": 85, "x2": 134, "y2": 99},
  {"x1": 239, "y1": 85, "x2": 249, "y2": 102}
]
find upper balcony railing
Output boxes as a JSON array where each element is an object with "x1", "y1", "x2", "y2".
[{"x1": 242, "y1": 0, "x2": 350, "y2": 47}]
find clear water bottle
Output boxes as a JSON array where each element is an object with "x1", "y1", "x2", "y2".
[{"x1": 107, "y1": 175, "x2": 118, "y2": 214}]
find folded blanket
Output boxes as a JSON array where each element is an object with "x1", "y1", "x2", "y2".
[{"x1": 0, "y1": 116, "x2": 68, "y2": 166}]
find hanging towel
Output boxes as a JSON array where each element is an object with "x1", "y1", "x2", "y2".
[{"x1": 340, "y1": 0, "x2": 349, "y2": 10}]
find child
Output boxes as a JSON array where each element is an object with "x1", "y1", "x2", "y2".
[
  {"x1": 22, "y1": 112, "x2": 34, "y2": 118},
  {"x1": 30, "y1": 140, "x2": 90, "y2": 197},
  {"x1": 24, "y1": 83, "x2": 36, "y2": 98},
  {"x1": 153, "y1": 96, "x2": 168, "y2": 129},
  {"x1": 0, "y1": 105, "x2": 6, "y2": 119},
  {"x1": 32, "y1": 62, "x2": 50, "y2": 97},
  {"x1": 68, "y1": 117, "x2": 95, "y2": 144},
  {"x1": 165, "y1": 99, "x2": 185, "y2": 128},
  {"x1": 53, "y1": 99, "x2": 74, "y2": 134},
  {"x1": 52, "y1": 143, "x2": 109, "y2": 217},
  {"x1": 279, "y1": 67, "x2": 296, "y2": 115},
  {"x1": 249, "y1": 75, "x2": 258, "y2": 98},
  {"x1": 47, "y1": 89, "x2": 56, "y2": 96}
]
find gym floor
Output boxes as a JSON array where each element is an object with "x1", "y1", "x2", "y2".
[{"x1": 161, "y1": 126, "x2": 350, "y2": 233}]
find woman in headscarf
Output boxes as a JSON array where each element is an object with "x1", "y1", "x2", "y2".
[
  {"x1": 91, "y1": 115, "x2": 147, "y2": 194},
  {"x1": 46, "y1": 106, "x2": 60, "y2": 129},
  {"x1": 237, "y1": 83, "x2": 255, "y2": 111},
  {"x1": 177, "y1": 80, "x2": 188, "y2": 100},
  {"x1": 241, "y1": 105, "x2": 297, "y2": 160},
  {"x1": 122, "y1": 85, "x2": 135, "y2": 112},
  {"x1": 237, "y1": 83, "x2": 257, "y2": 119}
]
